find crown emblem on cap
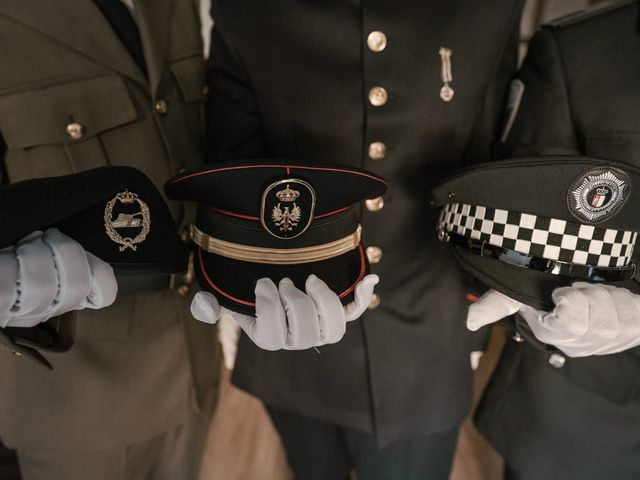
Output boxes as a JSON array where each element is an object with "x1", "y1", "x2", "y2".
[
  {"x1": 596, "y1": 187, "x2": 609, "y2": 196},
  {"x1": 275, "y1": 185, "x2": 300, "y2": 202},
  {"x1": 104, "y1": 190, "x2": 151, "y2": 251},
  {"x1": 116, "y1": 191, "x2": 138, "y2": 204}
]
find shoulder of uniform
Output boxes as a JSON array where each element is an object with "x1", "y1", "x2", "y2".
[{"x1": 543, "y1": 0, "x2": 637, "y2": 30}]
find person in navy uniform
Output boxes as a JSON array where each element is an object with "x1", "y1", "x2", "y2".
[
  {"x1": 206, "y1": 1, "x2": 524, "y2": 478},
  {"x1": 468, "y1": 1, "x2": 640, "y2": 478}
]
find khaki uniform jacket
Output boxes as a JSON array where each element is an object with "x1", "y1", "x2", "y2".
[{"x1": 0, "y1": 0, "x2": 219, "y2": 451}]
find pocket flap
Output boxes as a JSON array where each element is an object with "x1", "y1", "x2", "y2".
[
  {"x1": 0, "y1": 75, "x2": 137, "y2": 149},
  {"x1": 169, "y1": 56, "x2": 207, "y2": 103}
]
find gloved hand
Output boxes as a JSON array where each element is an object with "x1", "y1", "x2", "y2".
[
  {"x1": 0, "y1": 228, "x2": 118, "y2": 328},
  {"x1": 467, "y1": 283, "x2": 640, "y2": 357},
  {"x1": 191, "y1": 273, "x2": 379, "y2": 351}
]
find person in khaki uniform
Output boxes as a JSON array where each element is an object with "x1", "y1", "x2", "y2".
[{"x1": 0, "y1": 1, "x2": 221, "y2": 478}]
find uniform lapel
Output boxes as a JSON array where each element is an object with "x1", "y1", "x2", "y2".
[
  {"x1": 0, "y1": 0, "x2": 147, "y2": 86},
  {"x1": 132, "y1": 0, "x2": 174, "y2": 99}
]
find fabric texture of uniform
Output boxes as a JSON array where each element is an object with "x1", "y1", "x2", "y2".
[
  {"x1": 0, "y1": 0, "x2": 220, "y2": 474},
  {"x1": 207, "y1": 0, "x2": 524, "y2": 450},
  {"x1": 475, "y1": 1, "x2": 640, "y2": 478},
  {"x1": 267, "y1": 407, "x2": 459, "y2": 480}
]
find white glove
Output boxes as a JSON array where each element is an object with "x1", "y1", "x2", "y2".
[
  {"x1": 0, "y1": 228, "x2": 118, "y2": 328},
  {"x1": 467, "y1": 283, "x2": 640, "y2": 357},
  {"x1": 191, "y1": 274, "x2": 379, "y2": 351}
]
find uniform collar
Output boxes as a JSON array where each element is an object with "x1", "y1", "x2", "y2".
[{"x1": 0, "y1": 0, "x2": 173, "y2": 97}]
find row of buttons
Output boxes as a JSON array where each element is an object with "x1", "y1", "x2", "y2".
[
  {"x1": 511, "y1": 332, "x2": 567, "y2": 368},
  {"x1": 65, "y1": 100, "x2": 170, "y2": 140},
  {"x1": 365, "y1": 30, "x2": 388, "y2": 311}
]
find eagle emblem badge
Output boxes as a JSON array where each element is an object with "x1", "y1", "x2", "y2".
[
  {"x1": 104, "y1": 190, "x2": 151, "y2": 251},
  {"x1": 261, "y1": 178, "x2": 316, "y2": 239}
]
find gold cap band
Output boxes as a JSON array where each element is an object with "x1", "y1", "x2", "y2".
[{"x1": 190, "y1": 224, "x2": 362, "y2": 265}]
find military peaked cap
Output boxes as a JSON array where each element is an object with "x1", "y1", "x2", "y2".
[
  {"x1": 165, "y1": 160, "x2": 387, "y2": 315},
  {"x1": 431, "y1": 156, "x2": 640, "y2": 310}
]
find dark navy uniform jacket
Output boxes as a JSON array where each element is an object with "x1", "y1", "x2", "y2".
[
  {"x1": 476, "y1": 1, "x2": 640, "y2": 478},
  {"x1": 207, "y1": 0, "x2": 524, "y2": 447}
]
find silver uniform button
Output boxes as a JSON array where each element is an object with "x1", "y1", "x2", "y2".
[
  {"x1": 66, "y1": 122, "x2": 85, "y2": 140},
  {"x1": 548, "y1": 353, "x2": 566, "y2": 369},
  {"x1": 12, "y1": 351, "x2": 22, "y2": 356},
  {"x1": 368, "y1": 141, "x2": 386, "y2": 160},
  {"x1": 368, "y1": 87, "x2": 388, "y2": 107},
  {"x1": 511, "y1": 332, "x2": 524, "y2": 343},
  {"x1": 154, "y1": 99, "x2": 169, "y2": 114},
  {"x1": 368, "y1": 293, "x2": 381, "y2": 310},
  {"x1": 366, "y1": 246, "x2": 383, "y2": 264},
  {"x1": 365, "y1": 196, "x2": 384, "y2": 212},
  {"x1": 367, "y1": 31, "x2": 387, "y2": 53}
]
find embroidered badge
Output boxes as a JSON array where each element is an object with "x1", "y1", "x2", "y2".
[
  {"x1": 104, "y1": 190, "x2": 151, "y2": 251},
  {"x1": 261, "y1": 179, "x2": 316, "y2": 239},
  {"x1": 568, "y1": 168, "x2": 629, "y2": 223}
]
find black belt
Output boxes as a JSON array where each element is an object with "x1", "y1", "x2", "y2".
[{"x1": 444, "y1": 231, "x2": 636, "y2": 282}]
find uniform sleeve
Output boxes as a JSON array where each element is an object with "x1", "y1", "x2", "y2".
[
  {"x1": 463, "y1": 0, "x2": 524, "y2": 165},
  {"x1": 206, "y1": 3, "x2": 268, "y2": 161},
  {"x1": 500, "y1": 28, "x2": 580, "y2": 157},
  {"x1": 462, "y1": 2, "x2": 524, "y2": 352}
]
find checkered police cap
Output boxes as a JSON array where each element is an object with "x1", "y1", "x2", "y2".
[{"x1": 430, "y1": 156, "x2": 640, "y2": 310}]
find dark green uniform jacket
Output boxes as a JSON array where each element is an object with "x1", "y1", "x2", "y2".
[{"x1": 0, "y1": 0, "x2": 219, "y2": 452}]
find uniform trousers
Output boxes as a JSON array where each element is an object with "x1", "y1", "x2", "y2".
[
  {"x1": 267, "y1": 407, "x2": 459, "y2": 480},
  {"x1": 15, "y1": 401, "x2": 214, "y2": 480}
]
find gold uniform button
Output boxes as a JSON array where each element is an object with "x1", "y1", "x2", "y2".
[
  {"x1": 368, "y1": 141, "x2": 386, "y2": 160},
  {"x1": 366, "y1": 246, "x2": 383, "y2": 264},
  {"x1": 365, "y1": 196, "x2": 384, "y2": 212},
  {"x1": 368, "y1": 87, "x2": 388, "y2": 107},
  {"x1": 154, "y1": 99, "x2": 169, "y2": 114},
  {"x1": 66, "y1": 122, "x2": 85, "y2": 140},
  {"x1": 368, "y1": 293, "x2": 381, "y2": 310},
  {"x1": 367, "y1": 31, "x2": 387, "y2": 52}
]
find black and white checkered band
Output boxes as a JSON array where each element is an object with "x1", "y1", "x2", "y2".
[{"x1": 438, "y1": 203, "x2": 637, "y2": 268}]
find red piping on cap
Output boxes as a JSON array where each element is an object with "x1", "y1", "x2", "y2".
[
  {"x1": 314, "y1": 206, "x2": 350, "y2": 219},
  {"x1": 196, "y1": 245, "x2": 367, "y2": 307},
  {"x1": 168, "y1": 164, "x2": 388, "y2": 186},
  {"x1": 197, "y1": 247, "x2": 256, "y2": 307},
  {"x1": 209, "y1": 207, "x2": 260, "y2": 221},
  {"x1": 337, "y1": 244, "x2": 366, "y2": 299}
]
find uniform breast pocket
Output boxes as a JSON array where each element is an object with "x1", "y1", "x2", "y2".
[
  {"x1": 0, "y1": 75, "x2": 137, "y2": 180},
  {"x1": 584, "y1": 132, "x2": 640, "y2": 164},
  {"x1": 168, "y1": 55, "x2": 207, "y2": 105}
]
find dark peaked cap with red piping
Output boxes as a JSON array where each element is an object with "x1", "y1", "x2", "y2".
[{"x1": 165, "y1": 159, "x2": 387, "y2": 315}]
